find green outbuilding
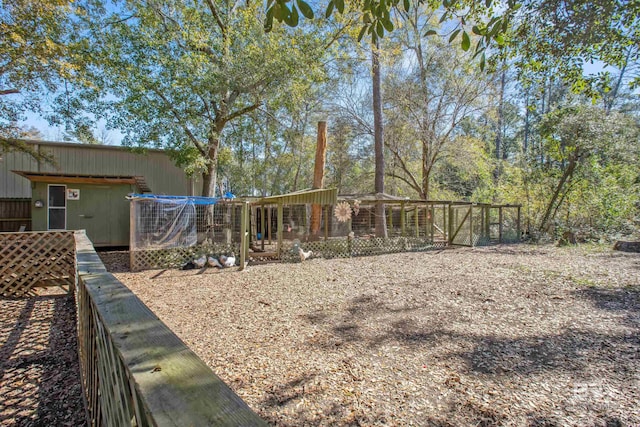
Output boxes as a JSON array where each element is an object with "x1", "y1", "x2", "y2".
[{"x1": 1, "y1": 140, "x2": 198, "y2": 246}]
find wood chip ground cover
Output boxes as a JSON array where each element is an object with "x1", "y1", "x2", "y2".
[
  {"x1": 0, "y1": 290, "x2": 86, "y2": 426},
  {"x1": 100, "y1": 245, "x2": 640, "y2": 426}
]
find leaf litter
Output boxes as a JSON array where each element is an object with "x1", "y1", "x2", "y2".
[{"x1": 98, "y1": 244, "x2": 640, "y2": 426}]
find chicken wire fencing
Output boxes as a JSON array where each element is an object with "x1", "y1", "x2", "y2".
[
  {"x1": 129, "y1": 194, "x2": 521, "y2": 270},
  {"x1": 275, "y1": 200, "x2": 463, "y2": 263},
  {"x1": 129, "y1": 195, "x2": 246, "y2": 271}
]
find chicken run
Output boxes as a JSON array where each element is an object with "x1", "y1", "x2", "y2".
[{"x1": 128, "y1": 190, "x2": 521, "y2": 272}]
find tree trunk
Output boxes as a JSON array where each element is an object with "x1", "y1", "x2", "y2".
[
  {"x1": 201, "y1": 137, "x2": 220, "y2": 197},
  {"x1": 310, "y1": 121, "x2": 327, "y2": 236},
  {"x1": 421, "y1": 141, "x2": 429, "y2": 200},
  {"x1": 538, "y1": 155, "x2": 578, "y2": 233},
  {"x1": 494, "y1": 68, "x2": 506, "y2": 183},
  {"x1": 523, "y1": 88, "x2": 530, "y2": 155},
  {"x1": 372, "y1": 39, "x2": 387, "y2": 238}
]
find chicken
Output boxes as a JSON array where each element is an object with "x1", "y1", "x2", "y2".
[
  {"x1": 193, "y1": 255, "x2": 207, "y2": 268},
  {"x1": 207, "y1": 256, "x2": 223, "y2": 268},
  {"x1": 220, "y1": 253, "x2": 236, "y2": 267},
  {"x1": 298, "y1": 247, "x2": 313, "y2": 262}
]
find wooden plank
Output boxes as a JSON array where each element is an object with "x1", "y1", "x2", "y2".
[
  {"x1": 277, "y1": 201, "x2": 283, "y2": 259},
  {"x1": 516, "y1": 206, "x2": 521, "y2": 242},
  {"x1": 499, "y1": 206, "x2": 504, "y2": 243},
  {"x1": 74, "y1": 231, "x2": 267, "y2": 426}
]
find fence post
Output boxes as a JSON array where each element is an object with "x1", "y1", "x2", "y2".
[
  {"x1": 277, "y1": 201, "x2": 283, "y2": 258},
  {"x1": 129, "y1": 199, "x2": 136, "y2": 272},
  {"x1": 448, "y1": 204, "x2": 453, "y2": 245},
  {"x1": 499, "y1": 206, "x2": 504, "y2": 243},
  {"x1": 516, "y1": 205, "x2": 521, "y2": 242},
  {"x1": 240, "y1": 202, "x2": 249, "y2": 271},
  {"x1": 470, "y1": 205, "x2": 474, "y2": 246}
]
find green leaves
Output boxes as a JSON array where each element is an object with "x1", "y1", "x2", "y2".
[
  {"x1": 265, "y1": 0, "x2": 314, "y2": 31},
  {"x1": 297, "y1": 0, "x2": 314, "y2": 19},
  {"x1": 461, "y1": 31, "x2": 470, "y2": 51}
]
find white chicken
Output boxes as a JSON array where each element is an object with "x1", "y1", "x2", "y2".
[
  {"x1": 298, "y1": 247, "x2": 313, "y2": 262},
  {"x1": 193, "y1": 255, "x2": 207, "y2": 268},
  {"x1": 219, "y1": 253, "x2": 236, "y2": 267},
  {"x1": 207, "y1": 256, "x2": 223, "y2": 268}
]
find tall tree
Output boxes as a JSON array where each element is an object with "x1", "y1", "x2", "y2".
[
  {"x1": 76, "y1": 0, "x2": 328, "y2": 196},
  {"x1": 536, "y1": 105, "x2": 639, "y2": 233},
  {"x1": 371, "y1": 38, "x2": 387, "y2": 237},
  {"x1": 383, "y1": 8, "x2": 492, "y2": 200},
  {"x1": 0, "y1": 0, "x2": 77, "y2": 159}
]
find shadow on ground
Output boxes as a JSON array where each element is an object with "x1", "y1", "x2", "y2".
[{"x1": 0, "y1": 293, "x2": 86, "y2": 426}]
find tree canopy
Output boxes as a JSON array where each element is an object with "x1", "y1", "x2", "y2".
[{"x1": 70, "y1": 0, "x2": 330, "y2": 196}]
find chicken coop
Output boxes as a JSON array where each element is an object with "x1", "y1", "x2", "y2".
[
  {"x1": 249, "y1": 192, "x2": 521, "y2": 262},
  {"x1": 128, "y1": 191, "x2": 520, "y2": 271},
  {"x1": 129, "y1": 194, "x2": 249, "y2": 271}
]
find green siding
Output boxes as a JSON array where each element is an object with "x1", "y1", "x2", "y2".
[
  {"x1": 32, "y1": 182, "x2": 133, "y2": 246},
  {"x1": 0, "y1": 151, "x2": 37, "y2": 198},
  {"x1": 1, "y1": 141, "x2": 195, "y2": 198}
]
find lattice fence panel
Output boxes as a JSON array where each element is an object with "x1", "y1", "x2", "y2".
[
  {"x1": 131, "y1": 243, "x2": 240, "y2": 271},
  {"x1": 281, "y1": 236, "x2": 447, "y2": 263},
  {"x1": 0, "y1": 231, "x2": 75, "y2": 297}
]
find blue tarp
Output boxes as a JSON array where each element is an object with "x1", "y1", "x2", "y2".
[{"x1": 129, "y1": 194, "x2": 219, "y2": 205}]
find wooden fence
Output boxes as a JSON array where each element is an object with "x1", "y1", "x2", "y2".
[
  {"x1": 0, "y1": 231, "x2": 75, "y2": 297},
  {"x1": 74, "y1": 230, "x2": 266, "y2": 426},
  {"x1": 0, "y1": 198, "x2": 31, "y2": 232}
]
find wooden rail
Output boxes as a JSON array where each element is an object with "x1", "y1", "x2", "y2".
[{"x1": 74, "y1": 230, "x2": 267, "y2": 426}]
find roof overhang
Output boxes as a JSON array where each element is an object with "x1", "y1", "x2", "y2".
[{"x1": 12, "y1": 171, "x2": 151, "y2": 192}]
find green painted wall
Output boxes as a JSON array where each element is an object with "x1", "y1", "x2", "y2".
[{"x1": 32, "y1": 182, "x2": 134, "y2": 246}]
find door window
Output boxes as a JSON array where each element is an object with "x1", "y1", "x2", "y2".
[{"x1": 48, "y1": 185, "x2": 66, "y2": 230}]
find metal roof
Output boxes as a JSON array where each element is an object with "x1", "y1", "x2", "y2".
[{"x1": 255, "y1": 188, "x2": 337, "y2": 205}]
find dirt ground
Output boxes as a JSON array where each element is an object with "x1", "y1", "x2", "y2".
[
  {"x1": 100, "y1": 244, "x2": 640, "y2": 426},
  {"x1": 0, "y1": 290, "x2": 86, "y2": 427}
]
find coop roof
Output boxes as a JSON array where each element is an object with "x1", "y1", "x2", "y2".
[
  {"x1": 256, "y1": 188, "x2": 337, "y2": 205},
  {"x1": 12, "y1": 171, "x2": 152, "y2": 192},
  {"x1": 127, "y1": 194, "x2": 219, "y2": 205}
]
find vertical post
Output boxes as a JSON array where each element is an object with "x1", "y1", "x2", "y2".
[
  {"x1": 240, "y1": 202, "x2": 248, "y2": 271},
  {"x1": 499, "y1": 206, "x2": 504, "y2": 243},
  {"x1": 516, "y1": 205, "x2": 521, "y2": 242},
  {"x1": 277, "y1": 201, "x2": 283, "y2": 258},
  {"x1": 414, "y1": 205, "x2": 419, "y2": 237},
  {"x1": 260, "y1": 204, "x2": 265, "y2": 251},
  {"x1": 387, "y1": 206, "x2": 393, "y2": 232},
  {"x1": 400, "y1": 202, "x2": 406, "y2": 236},
  {"x1": 129, "y1": 198, "x2": 136, "y2": 272},
  {"x1": 268, "y1": 206, "x2": 272, "y2": 245},
  {"x1": 448, "y1": 204, "x2": 454, "y2": 245},
  {"x1": 484, "y1": 206, "x2": 490, "y2": 243},
  {"x1": 310, "y1": 121, "x2": 327, "y2": 236},
  {"x1": 444, "y1": 204, "x2": 448, "y2": 242},
  {"x1": 469, "y1": 205, "x2": 474, "y2": 246}
]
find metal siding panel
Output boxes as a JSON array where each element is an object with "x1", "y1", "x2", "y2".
[
  {"x1": 0, "y1": 151, "x2": 36, "y2": 198},
  {"x1": 3, "y1": 142, "x2": 191, "y2": 197}
]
